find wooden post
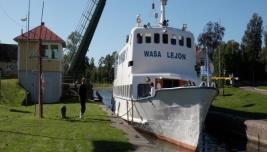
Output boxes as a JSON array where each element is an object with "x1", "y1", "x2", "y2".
[
  {"x1": 126, "y1": 100, "x2": 129, "y2": 121},
  {"x1": 38, "y1": 2, "x2": 45, "y2": 118},
  {"x1": 37, "y1": 23, "x2": 44, "y2": 118},
  {"x1": 38, "y1": 36, "x2": 43, "y2": 118}
]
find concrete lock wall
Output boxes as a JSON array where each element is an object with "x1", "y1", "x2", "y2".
[{"x1": 19, "y1": 71, "x2": 62, "y2": 103}]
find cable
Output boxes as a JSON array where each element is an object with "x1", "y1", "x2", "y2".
[{"x1": 0, "y1": 1, "x2": 24, "y2": 27}]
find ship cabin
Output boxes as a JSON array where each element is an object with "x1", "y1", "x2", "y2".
[{"x1": 114, "y1": 26, "x2": 198, "y2": 99}]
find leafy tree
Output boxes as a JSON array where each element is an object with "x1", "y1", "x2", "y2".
[
  {"x1": 96, "y1": 51, "x2": 118, "y2": 83},
  {"x1": 241, "y1": 13, "x2": 263, "y2": 84},
  {"x1": 63, "y1": 32, "x2": 81, "y2": 73},
  {"x1": 213, "y1": 43, "x2": 226, "y2": 76},
  {"x1": 224, "y1": 40, "x2": 241, "y2": 76},
  {"x1": 198, "y1": 21, "x2": 225, "y2": 58},
  {"x1": 85, "y1": 57, "x2": 97, "y2": 82},
  {"x1": 213, "y1": 41, "x2": 242, "y2": 87}
]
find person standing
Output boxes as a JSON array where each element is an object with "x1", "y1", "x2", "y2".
[
  {"x1": 150, "y1": 82, "x2": 155, "y2": 97},
  {"x1": 79, "y1": 78, "x2": 87, "y2": 119}
]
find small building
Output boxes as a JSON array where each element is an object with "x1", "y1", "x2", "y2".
[
  {"x1": 14, "y1": 22, "x2": 66, "y2": 103},
  {"x1": 0, "y1": 43, "x2": 18, "y2": 77}
]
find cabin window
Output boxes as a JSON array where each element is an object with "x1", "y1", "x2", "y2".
[
  {"x1": 179, "y1": 36, "x2": 184, "y2": 46},
  {"x1": 145, "y1": 33, "x2": 152, "y2": 43},
  {"x1": 171, "y1": 35, "x2": 177, "y2": 45},
  {"x1": 41, "y1": 45, "x2": 49, "y2": 58},
  {"x1": 154, "y1": 33, "x2": 160, "y2": 44},
  {"x1": 186, "y1": 38, "x2": 192, "y2": 48},
  {"x1": 137, "y1": 84, "x2": 150, "y2": 98},
  {"x1": 51, "y1": 45, "x2": 59, "y2": 59},
  {"x1": 163, "y1": 34, "x2": 168, "y2": 44},
  {"x1": 137, "y1": 33, "x2": 143, "y2": 44}
]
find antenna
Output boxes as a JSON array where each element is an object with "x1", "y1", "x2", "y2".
[{"x1": 41, "y1": 1, "x2": 44, "y2": 23}]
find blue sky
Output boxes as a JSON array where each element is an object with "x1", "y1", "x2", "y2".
[{"x1": 0, "y1": 0, "x2": 267, "y2": 64}]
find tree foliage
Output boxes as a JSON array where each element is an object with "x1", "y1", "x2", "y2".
[
  {"x1": 213, "y1": 40, "x2": 241, "y2": 77},
  {"x1": 241, "y1": 13, "x2": 263, "y2": 83},
  {"x1": 241, "y1": 13, "x2": 263, "y2": 62},
  {"x1": 96, "y1": 51, "x2": 118, "y2": 83},
  {"x1": 198, "y1": 21, "x2": 225, "y2": 57},
  {"x1": 259, "y1": 31, "x2": 267, "y2": 64},
  {"x1": 63, "y1": 32, "x2": 81, "y2": 73}
]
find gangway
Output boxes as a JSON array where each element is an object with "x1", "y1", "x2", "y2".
[{"x1": 66, "y1": 0, "x2": 106, "y2": 77}]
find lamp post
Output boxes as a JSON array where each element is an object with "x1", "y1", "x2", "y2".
[{"x1": 223, "y1": 69, "x2": 226, "y2": 96}]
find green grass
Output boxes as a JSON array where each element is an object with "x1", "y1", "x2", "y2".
[
  {"x1": 0, "y1": 79, "x2": 26, "y2": 106},
  {"x1": 212, "y1": 87, "x2": 267, "y2": 119},
  {"x1": 0, "y1": 79, "x2": 133, "y2": 152},
  {"x1": 256, "y1": 86, "x2": 267, "y2": 90}
]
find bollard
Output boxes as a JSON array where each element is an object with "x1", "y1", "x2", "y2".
[{"x1": 60, "y1": 105, "x2": 66, "y2": 119}]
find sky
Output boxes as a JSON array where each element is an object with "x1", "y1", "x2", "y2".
[{"x1": 0, "y1": 0, "x2": 267, "y2": 64}]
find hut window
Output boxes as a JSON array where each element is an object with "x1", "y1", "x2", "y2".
[
  {"x1": 51, "y1": 45, "x2": 59, "y2": 59},
  {"x1": 154, "y1": 33, "x2": 160, "y2": 44},
  {"x1": 41, "y1": 45, "x2": 49, "y2": 58}
]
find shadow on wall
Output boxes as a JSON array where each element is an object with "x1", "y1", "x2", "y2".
[{"x1": 92, "y1": 140, "x2": 136, "y2": 152}]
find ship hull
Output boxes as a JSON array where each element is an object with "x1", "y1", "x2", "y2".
[{"x1": 114, "y1": 87, "x2": 218, "y2": 151}]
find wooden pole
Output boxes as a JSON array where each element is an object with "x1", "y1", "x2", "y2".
[
  {"x1": 38, "y1": 1, "x2": 45, "y2": 118},
  {"x1": 38, "y1": 25, "x2": 43, "y2": 118}
]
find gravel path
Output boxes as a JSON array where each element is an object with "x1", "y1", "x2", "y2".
[{"x1": 240, "y1": 86, "x2": 267, "y2": 95}]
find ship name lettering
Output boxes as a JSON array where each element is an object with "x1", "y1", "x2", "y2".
[
  {"x1": 167, "y1": 52, "x2": 186, "y2": 60},
  {"x1": 144, "y1": 51, "x2": 162, "y2": 58}
]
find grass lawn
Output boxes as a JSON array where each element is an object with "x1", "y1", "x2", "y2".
[
  {"x1": 212, "y1": 87, "x2": 267, "y2": 119},
  {"x1": 0, "y1": 79, "x2": 133, "y2": 152},
  {"x1": 0, "y1": 79, "x2": 26, "y2": 106},
  {"x1": 256, "y1": 86, "x2": 267, "y2": 90}
]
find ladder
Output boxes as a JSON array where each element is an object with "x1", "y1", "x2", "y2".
[{"x1": 67, "y1": 0, "x2": 106, "y2": 77}]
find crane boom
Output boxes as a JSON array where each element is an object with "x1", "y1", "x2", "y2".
[{"x1": 67, "y1": 0, "x2": 106, "y2": 76}]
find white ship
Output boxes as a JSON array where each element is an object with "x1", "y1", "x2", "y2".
[{"x1": 112, "y1": 0, "x2": 218, "y2": 150}]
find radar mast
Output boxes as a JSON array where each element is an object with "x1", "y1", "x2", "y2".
[{"x1": 160, "y1": 0, "x2": 168, "y2": 27}]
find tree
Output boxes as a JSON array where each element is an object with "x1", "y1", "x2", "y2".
[
  {"x1": 198, "y1": 21, "x2": 225, "y2": 58},
  {"x1": 213, "y1": 43, "x2": 226, "y2": 76},
  {"x1": 63, "y1": 31, "x2": 81, "y2": 73},
  {"x1": 224, "y1": 41, "x2": 242, "y2": 76},
  {"x1": 241, "y1": 13, "x2": 263, "y2": 84},
  {"x1": 259, "y1": 31, "x2": 267, "y2": 64},
  {"x1": 96, "y1": 51, "x2": 118, "y2": 83}
]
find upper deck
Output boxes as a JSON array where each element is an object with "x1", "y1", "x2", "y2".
[{"x1": 116, "y1": 26, "x2": 197, "y2": 81}]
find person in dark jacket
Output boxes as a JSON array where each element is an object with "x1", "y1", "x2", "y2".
[{"x1": 79, "y1": 78, "x2": 87, "y2": 119}]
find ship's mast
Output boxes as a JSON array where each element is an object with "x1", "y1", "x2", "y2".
[{"x1": 160, "y1": 0, "x2": 168, "y2": 27}]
